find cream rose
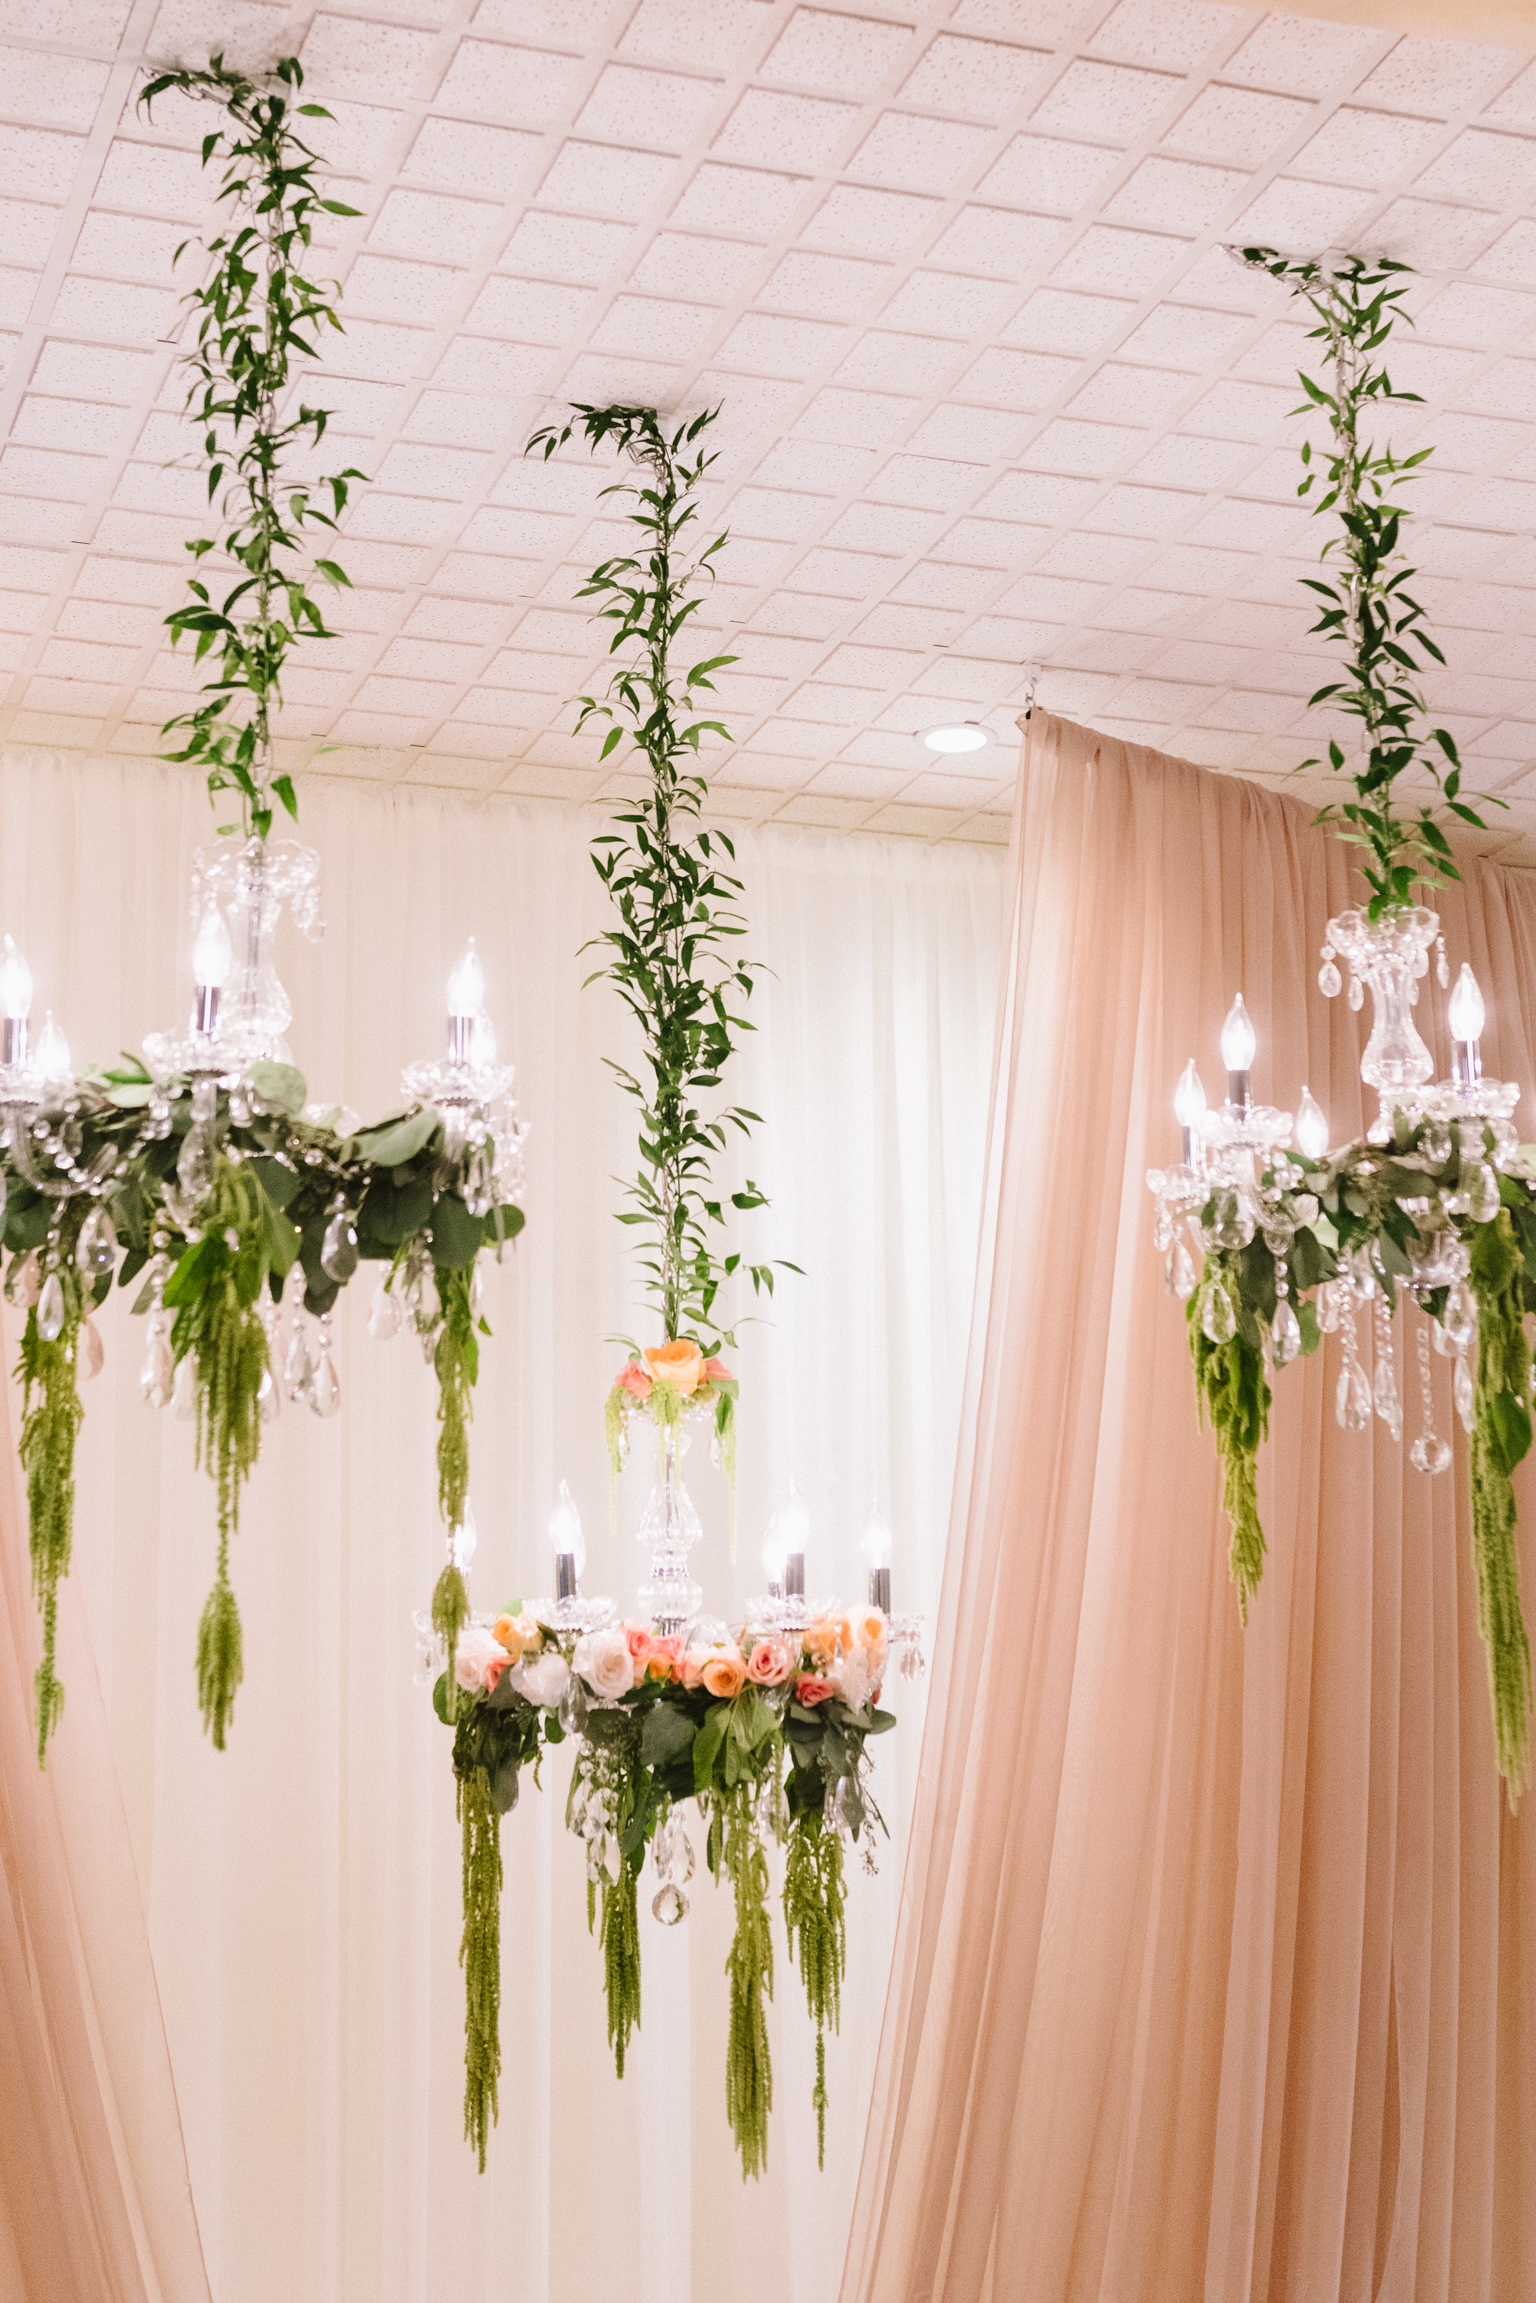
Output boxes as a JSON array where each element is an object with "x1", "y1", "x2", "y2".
[
  {"x1": 828, "y1": 1648, "x2": 872, "y2": 1714},
  {"x1": 512, "y1": 1651, "x2": 570, "y2": 1710},
  {"x1": 453, "y1": 1623, "x2": 508, "y2": 1692},
  {"x1": 574, "y1": 1626, "x2": 635, "y2": 1702}
]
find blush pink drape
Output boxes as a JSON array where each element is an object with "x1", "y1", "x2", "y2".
[
  {"x1": 0, "y1": 1373, "x2": 210, "y2": 2302},
  {"x1": 841, "y1": 714, "x2": 1536, "y2": 2303}
]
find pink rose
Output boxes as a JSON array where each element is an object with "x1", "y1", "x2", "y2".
[
  {"x1": 616, "y1": 1360, "x2": 652, "y2": 1401},
  {"x1": 680, "y1": 1651, "x2": 706, "y2": 1689},
  {"x1": 484, "y1": 1652, "x2": 512, "y2": 1692},
  {"x1": 624, "y1": 1622, "x2": 654, "y2": 1668},
  {"x1": 746, "y1": 1640, "x2": 790, "y2": 1686},
  {"x1": 795, "y1": 1674, "x2": 833, "y2": 1706},
  {"x1": 700, "y1": 1356, "x2": 732, "y2": 1385},
  {"x1": 647, "y1": 1635, "x2": 684, "y2": 1683}
]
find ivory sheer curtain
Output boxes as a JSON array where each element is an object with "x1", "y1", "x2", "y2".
[
  {"x1": 843, "y1": 712, "x2": 1536, "y2": 2303},
  {"x1": 0, "y1": 745, "x2": 1001, "y2": 2303}
]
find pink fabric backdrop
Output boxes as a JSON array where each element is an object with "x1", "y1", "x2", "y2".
[
  {"x1": 841, "y1": 715, "x2": 1536, "y2": 2303},
  {"x1": 0, "y1": 1370, "x2": 209, "y2": 2302}
]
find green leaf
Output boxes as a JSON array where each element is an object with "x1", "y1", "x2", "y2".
[
  {"x1": 351, "y1": 1107, "x2": 438, "y2": 1167},
  {"x1": 248, "y1": 1060, "x2": 307, "y2": 1116},
  {"x1": 640, "y1": 1701, "x2": 696, "y2": 1768},
  {"x1": 429, "y1": 1191, "x2": 485, "y2": 1269},
  {"x1": 692, "y1": 1703, "x2": 729, "y2": 1794}
]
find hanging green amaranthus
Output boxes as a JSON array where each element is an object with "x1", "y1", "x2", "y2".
[
  {"x1": 783, "y1": 1809, "x2": 845, "y2": 2169},
  {"x1": 1467, "y1": 1209, "x2": 1533, "y2": 1804},
  {"x1": 430, "y1": 1264, "x2": 477, "y2": 1711},
  {"x1": 457, "y1": 1760, "x2": 502, "y2": 2172},
  {"x1": 16, "y1": 1271, "x2": 86, "y2": 1763},
  {"x1": 719, "y1": 1778, "x2": 774, "y2": 2180},
  {"x1": 1188, "y1": 1274, "x2": 1271, "y2": 1621}
]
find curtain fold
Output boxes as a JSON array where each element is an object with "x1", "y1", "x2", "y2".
[
  {"x1": 0, "y1": 744, "x2": 1003, "y2": 2303},
  {"x1": 0, "y1": 1375, "x2": 211, "y2": 2302},
  {"x1": 841, "y1": 712, "x2": 1536, "y2": 2303}
]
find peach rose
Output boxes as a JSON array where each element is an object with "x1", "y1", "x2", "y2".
[
  {"x1": 746, "y1": 1639, "x2": 790, "y2": 1686},
  {"x1": 623, "y1": 1621, "x2": 654, "y2": 1669},
  {"x1": 854, "y1": 1607, "x2": 888, "y2": 1651},
  {"x1": 493, "y1": 1611, "x2": 539, "y2": 1660},
  {"x1": 804, "y1": 1618, "x2": 842, "y2": 1669},
  {"x1": 617, "y1": 1359, "x2": 652, "y2": 1401},
  {"x1": 701, "y1": 1648, "x2": 746, "y2": 1700},
  {"x1": 795, "y1": 1674, "x2": 833, "y2": 1706},
  {"x1": 647, "y1": 1635, "x2": 684, "y2": 1683},
  {"x1": 680, "y1": 1649, "x2": 707, "y2": 1690},
  {"x1": 644, "y1": 1338, "x2": 704, "y2": 1395}
]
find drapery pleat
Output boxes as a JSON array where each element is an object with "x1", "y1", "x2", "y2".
[
  {"x1": 841, "y1": 713, "x2": 1536, "y2": 2303},
  {"x1": 0, "y1": 1379, "x2": 211, "y2": 2301}
]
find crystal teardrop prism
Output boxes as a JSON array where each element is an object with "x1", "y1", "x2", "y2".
[
  {"x1": 368, "y1": 1279, "x2": 401, "y2": 1339},
  {"x1": 1410, "y1": 1432, "x2": 1453, "y2": 1474},
  {"x1": 75, "y1": 1205, "x2": 117, "y2": 1276},
  {"x1": 1318, "y1": 958, "x2": 1342, "y2": 998},
  {"x1": 36, "y1": 1272, "x2": 65, "y2": 1342},
  {"x1": 1271, "y1": 1296, "x2": 1302, "y2": 1367},
  {"x1": 176, "y1": 1124, "x2": 217, "y2": 1201},
  {"x1": 284, "y1": 1324, "x2": 313, "y2": 1404},
  {"x1": 1348, "y1": 976, "x2": 1364, "y2": 1011},
  {"x1": 80, "y1": 1318, "x2": 104, "y2": 1380},
  {"x1": 1465, "y1": 1162, "x2": 1500, "y2": 1224},
  {"x1": 1338, "y1": 1359, "x2": 1372, "y2": 1431},
  {"x1": 1440, "y1": 1281, "x2": 1476, "y2": 1352},
  {"x1": 1168, "y1": 1237, "x2": 1197, "y2": 1300},
  {"x1": 651, "y1": 1884, "x2": 687, "y2": 1926},
  {"x1": 320, "y1": 1205, "x2": 359, "y2": 1283},
  {"x1": 141, "y1": 1328, "x2": 173, "y2": 1409},
  {"x1": 258, "y1": 1365, "x2": 280, "y2": 1424},
  {"x1": 310, "y1": 1333, "x2": 340, "y2": 1419},
  {"x1": 173, "y1": 1349, "x2": 196, "y2": 1421},
  {"x1": 1454, "y1": 1354, "x2": 1476, "y2": 1432},
  {"x1": 1201, "y1": 1283, "x2": 1236, "y2": 1343}
]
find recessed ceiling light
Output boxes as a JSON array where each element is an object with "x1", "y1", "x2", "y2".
[{"x1": 920, "y1": 720, "x2": 994, "y2": 755}]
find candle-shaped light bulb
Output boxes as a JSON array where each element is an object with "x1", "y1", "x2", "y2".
[
  {"x1": 192, "y1": 901, "x2": 233, "y2": 989},
  {"x1": 779, "y1": 1481, "x2": 809, "y2": 1598},
  {"x1": 449, "y1": 1497, "x2": 478, "y2": 1573},
  {"x1": 1449, "y1": 964, "x2": 1485, "y2": 1045},
  {"x1": 1220, "y1": 995, "x2": 1257, "y2": 1073},
  {"x1": 447, "y1": 938, "x2": 485, "y2": 1018},
  {"x1": 761, "y1": 1514, "x2": 787, "y2": 1593},
  {"x1": 34, "y1": 1011, "x2": 70, "y2": 1080},
  {"x1": 0, "y1": 936, "x2": 32, "y2": 1021},
  {"x1": 861, "y1": 1502, "x2": 893, "y2": 1614},
  {"x1": 1173, "y1": 1059, "x2": 1206, "y2": 1130},
  {"x1": 469, "y1": 1012, "x2": 497, "y2": 1069},
  {"x1": 1295, "y1": 1086, "x2": 1329, "y2": 1162},
  {"x1": 549, "y1": 1478, "x2": 584, "y2": 1598},
  {"x1": 0, "y1": 936, "x2": 32, "y2": 1068}
]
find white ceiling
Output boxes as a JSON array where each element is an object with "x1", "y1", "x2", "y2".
[{"x1": 5, "y1": 0, "x2": 1536, "y2": 854}]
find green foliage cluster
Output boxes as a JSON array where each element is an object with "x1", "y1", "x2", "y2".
[
  {"x1": 526, "y1": 403, "x2": 797, "y2": 1347},
  {"x1": 441, "y1": 1651, "x2": 893, "y2": 2177},
  {"x1": 1183, "y1": 1116, "x2": 1533, "y2": 1803},
  {"x1": 3, "y1": 1058, "x2": 523, "y2": 1755},
  {"x1": 139, "y1": 54, "x2": 364, "y2": 838},
  {"x1": 1240, "y1": 249, "x2": 1498, "y2": 917}
]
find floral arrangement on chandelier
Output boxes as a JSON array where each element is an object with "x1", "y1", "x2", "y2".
[
  {"x1": 421, "y1": 402, "x2": 920, "y2": 2180},
  {"x1": 1149, "y1": 249, "x2": 1531, "y2": 1806},
  {"x1": 0, "y1": 57, "x2": 525, "y2": 1764}
]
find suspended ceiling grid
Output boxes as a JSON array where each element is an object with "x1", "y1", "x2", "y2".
[{"x1": 5, "y1": 0, "x2": 1536, "y2": 851}]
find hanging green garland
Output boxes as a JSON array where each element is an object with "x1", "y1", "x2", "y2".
[{"x1": 16, "y1": 1273, "x2": 86, "y2": 1763}]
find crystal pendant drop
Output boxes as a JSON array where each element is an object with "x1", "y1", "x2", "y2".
[
  {"x1": 1318, "y1": 957, "x2": 1342, "y2": 998},
  {"x1": 1348, "y1": 975, "x2": 1364, "y2": 1012},
  {"x1": 1410, "y1": 1432, "x2": 1453, "y2": 1474},
  {"x1": 1374, "y1": 1353, "x2": 1402, "y2": 1440},
  {"x1": 1154, "y1": 1203, "x2": 1173, "y2": 1253},
  {"x1": 651, "y1": 1884, "x2": 687, "y2": 1926},
  {"x1": 558, "y1": 1679, "x2": 589, "y2": 1736},
  {"x1": 310, "y1": 1321, "x2": 340, "y2": 1418},
  {"x1": 1168, "y1": 1237, "x2": 1197, "y2": 1300},
  {"x1": 1454, "y1": 1354, "x2": 1476, "y2": 1433},
  {"x1": 36, "y1": 1272, "x2": 65, "y2": 1342},
  {"x1": 469, "y1": 1257, "x2": 485, "y2": 1316},
  {"x1": 258, "y1": 1365, "x2": 280, "y2": 1424},
  {"x1": 80, "y1": 1319, "x2": 104, "y2": 1380},
  {"x1": 1440, "y1": 1281, "x2": 1476, "y2": 1353},
  {"x1": 1436, "y1": 936, "x2": 1450, "y2": 991},
  {"x1": 75, "y1": 1205, "x2": 117, "y2": 1276},
  {"x1": 1316, "y1": 1281, "x2": 1343, "y2": 1334},
  {"x1": 1201, "y1": 1283, "x2": 1236, "y2": 1344},
  {"x1": 367, "y1": 1278, "x2": 402, "y2": 1339},
  {"x1": 141, "y1": 1326, "x2": 173, "y2": 1409},
  {"x1": 284, "y1": 1323, "x2": 313, "y2": 1404},
  {"x1": 1271, "y1": 1296, "x2": 1302, "y2": 1367},
  {"x1": 320, "y1": 1204, "x2": 359, "y2": 1283},
  {"x1": 1338, "y1": 1359, "x2": 1372, "y2": 1431},
  {"x1": 176, "y1": 1125, "x2": 217, "y2": 1201},
  {"x1": 1465, "y1": 1162, "x2": 1500, "y2": 1224},
  {"x1": 173, "y1": 1348, "x2": 196, "y2": 1421}
]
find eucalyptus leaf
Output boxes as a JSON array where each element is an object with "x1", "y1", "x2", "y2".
[
  {"x1": 248, "y1": 1060, "x2": 307, "y2": 1117},
  {"x1": 353, "y1": 1107, "x2": 438, "y2": 1168}
]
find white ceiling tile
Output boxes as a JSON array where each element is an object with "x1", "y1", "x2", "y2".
[
  {"x1": 16, "y1": 393, "x2": 132, "y2": 454},
  {"x1": 751, "y1": 438, "x2": 874, "y2": 492},
  {"x1": 1165, "y1": 82, "x2": 1314, "y2": 163},
  {"x1": 806, "y1": 761, "x2": 904, "y2": 799},
  {"x1": 89, "y1": 136, "x2": 211, "y2": 217},
  {"x1": 1232, "y1": 176, "x2": 1373, "y2": 248},
  {"x1": 868, "y1": 452, "x2": 986, "y2": 508},
  {"x1": 1105, "y1": 155, "x2": 1247, "y2": 232},
  {"x1": 467, "y1": 276, "x2": 593, "y2": 338},
  {"x1": 716, "y1": 310, "x2": 845, "y2": 374},
  {"x1": 855, "y1": 601, "x2": 966, "y2": 647},
  {"x1": 802, "y1": 183, "x2": 940, "y2": 255},
  {"x1": 1221, "y1": 15, "x2": 1385, "y2": 98},
  {"x1": 313, "y1": 317, "x2": 431, "y2": 381},
  {"x1": 907, "y1": 402, "x2": 1033, "y2": 460},
  {"x1": 1069, "y1": 361, "x2": 1188, "y2": 423},
  {"x1": 845, "y1": 113, "x2": 996, "y2": 194},
  {"x1": 1355, "y1": 36, "x2": 1508, "y2": 118},
  {"x1": 1290, "y1": 105, "x2": 1443, "y2": 186},
  {"x1": 759, "y1": 248, "x2": 889, "y2": 316},
  {"x1": 0, "y1": 50, "x2": 108, "y2": 134},
  {"x1": 791, "y1": 546, "x2": 897, "y2": 596},
  {"x1": 1417, "y1": 280, "x2": 1536, "y2": 347},
  {"x1": 822, "y1": 500, "x2": 935, "y2": 554},
  {"x1": 979, "y1": 468, "x2": 1098, "y2": 523},
  {"x1": 1472, "y1": 220, "x2": 1536, "y2": 289},
  {"x1": 927, "y1": 206, "x2": 1067, "y2": 281},
  {"x1": 0, "y1": 124, "x2": 80, "y2": 208},
  {"x1": 375, "y1": 442, "x2": 494, "y2": 497},
  {"x1": 975, "y1": 134, "x2": 1121, "y2": 216},
  {"x1": 594, "y1": 293, "x2": 718, "y2": 359},
  {"x1": 0, "y1": 269, "x2": 37, "y2": 328},
  {"x1": 1117, "y1": 302, "x2": 1249, "y2": 369},
  {"x1": 1089, "y1": 0, "x2": 1236, "y2": 75},
  {"x1": 621, "y1": 0, "x2": 773, "y2": 71},
  {"x1": 990, "y1": 571, "x2": 1107, "y2": 620},
  {"x1": 369, "y1": 189, "x2": 503, "y2": 266},
  {"x1": 1419, "y1": 128, "x2": 1536, "y2": 210},
  {"x1": 1049, "y1": 626, "x2": 1158, "y2": 672},
  {"x1": 879, "y1": 270, "x2": 1016, "y2": 337},
  {"x1": 500, "y1": 211, "x2": 632, "y2": 281},
  {"x1": 761, "y1": 9, "x2": 914, "y2": 99},
  {"x1": 672, "y1": 161, "x2": 808, "y2": 237},
  {"x1": 347, "y1": 253, "x2": 463, "y2": 326},
  {"x1": 898, "y1": 35, "x2": 1052, "y2": 121},
  {"x1": 1082, "y1": 480, "x2": 1200, "y2": 535},
  {"x1": 348, "y1": 492, "x2": 459, "y2": 545},
  {"x1": 956, "y1": 346, "x2": 1078, "y2": 408},
  {"x1": 69, "y1": 213, "x2": 190, "y2": 284},
  {"x1": 1, "y1": 443, "x2": 101, "y2": 499},
  {"x1": 1373, "y1": 197, "x2": 1501, "y2": 273},
  {"x1": 795, "y1": 384, "x2": 917, "y2": 444},
  {"x1": 1129, "y1": 433, "x2": 1254, "y2": 487},
  {"x1": 559, "y1": 350, "x2": 682, "y2": 401},
  {"x1": 1037, "y1": 528, "x2": 1144, "y2": 580},
  {"x1": 1004, "y1": 285, "x2": 1135, "y2": 354},
  {"x1": 633, "y1": 232, "x2": 762, "y2": 301},
  {"x1": 431, "y1": 336, "x2": 559, "y2": 396},
  {"x1": 1181, "y1": 378, "x2": 1295, "y2": 440},
  {"x1": 779, "y1": 678, "x2": 872, "y2": 722},
  {"x1": 750, "y1": 591, "x2": 848, "y2": 638},
  {"x1": 1093, "y1": 586, "x2": 1198, "y2": 631},
  {"x1": 1032, "y1": 60, "x2": 1182, "y2": 142},
  {"x1": 836, "y1": 331, "x2": 959, "y2": 391},
  {"x1": 1051, "y1": 223, "x2": 1189, "y2": 296},
  {"x1": 1026, "y1": 415, "x2": 1146, "y2": 472},
  {"x1": 302, "y1": 14, "x2": 440, "y2": 100},
  {"x1": 578, "y1": 64, "x2": 723, "y2": 146},
  {"x1": 716, "y1": 88, "x2": 859, "y2": 171},
  {"x1": 745, "y1": 713, "x2": 850, "y2": 754},
  {"x1": 820, "y1": 640, "x2": 923, "y2": 685},
  {"x1": 49, "y1": 274, "x2": 178, "y2": 341},
  {"x1": 403, "y1": 117, "x2": 542, "y2": 198}
]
